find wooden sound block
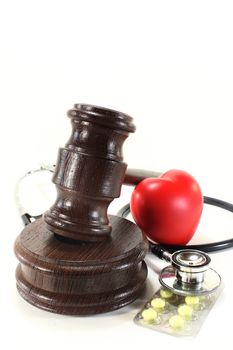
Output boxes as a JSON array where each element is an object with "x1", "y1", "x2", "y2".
[
  {"x1": 14, "y1": 215, "x2": 148, "y2": 315},
  {"x1": 14, "y1": 104, "x2": 148, "y2": 315}
]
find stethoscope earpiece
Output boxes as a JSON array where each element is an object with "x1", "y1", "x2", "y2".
[{"x1": 159, "y1": 249, "x2": 221, "y2": 296}]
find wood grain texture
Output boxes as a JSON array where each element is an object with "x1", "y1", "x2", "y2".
[
  {"x1": 14, "y1": 104, "x2": 148, "y2": 315},
  {"x1": 14, "y1": 215, "x2": 148, "y2": 315},
  {"x1": 44, "y1": 104, "x2": 135, "y2": 242}
]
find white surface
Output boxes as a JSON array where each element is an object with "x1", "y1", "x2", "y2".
[{"x1": 1, "y1": 0, "x2": 233, "y2": 349}]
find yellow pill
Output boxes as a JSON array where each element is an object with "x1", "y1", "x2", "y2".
[
  {"x1": 178, "y1": 304, "x2": 193, "y2": 320},
  {"x1": 160, "y1": 288, "x2": 173, "y2": 299},
  {"x1": 185, "y1": 296, "x2": 200, "y2": 306},
  {"x1": 141, "y1": 308, "x2": 158, "y2": 322},
  {"x1": 199, "y1": 295, "x2": 208, "y2": 301},
  {"x1": 151, "y1": 298, "x2": 166, "y2": 310},
  {"x1": 169, "y1": 315, "x2": 185, "y2": 330}
]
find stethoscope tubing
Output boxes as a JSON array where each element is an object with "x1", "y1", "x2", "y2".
[
  {"x1": 15, "y1": 166, "x2": 233, "y2": 254},
  {"x1": 120, "y1": 169, "x2": 233, "y2": 254},
  {"x1": 117, "y1": 197, "x2": 233, "y2": 254}
]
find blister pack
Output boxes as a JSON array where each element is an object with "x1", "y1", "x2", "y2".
[{"x1": 134, "y1": 286, "x2": 223, "y2": 337}]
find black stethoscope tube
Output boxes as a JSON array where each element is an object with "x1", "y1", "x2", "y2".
[
  {"x1": 24, "y1": 194, "x2": 233, "y2": 253},
  {"x1": 16, "y1": 166, "x2": 233, "y2": 254},
  {"x1": 119, "y1": 169, "x2": 233, "y2": 254},
  {"x1": 117, "y1": 196, "x2": 233, "y2": 254}
]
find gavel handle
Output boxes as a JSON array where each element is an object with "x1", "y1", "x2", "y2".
[{"x1": 124, "y1": 168, "x2": 162, "y2": 186}]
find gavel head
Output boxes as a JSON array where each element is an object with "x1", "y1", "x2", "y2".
[{"x1": 44, "y1": 104, "x2": 135, "y2": 242}]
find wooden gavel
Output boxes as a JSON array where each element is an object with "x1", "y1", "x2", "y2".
[{"x1": 14, "y1": 104, "x2": 148, "y2": 315}]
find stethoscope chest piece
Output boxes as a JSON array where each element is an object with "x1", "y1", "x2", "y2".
[{"x1": 159, "y1": 249, "x2": 221, "y2": 296}]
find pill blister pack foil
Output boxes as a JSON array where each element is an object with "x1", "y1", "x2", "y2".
[{"x1": 134, "y1": 285, "x2": 223, "y2": 337}]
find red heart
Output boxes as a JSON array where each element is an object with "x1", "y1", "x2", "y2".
[{"x1": 130, "y1": 170, "x2": 203, "y2": 245}]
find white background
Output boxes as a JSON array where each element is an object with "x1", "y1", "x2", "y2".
[{"x1": 1, "y1": 0, "x2": 233, "y2": 349}]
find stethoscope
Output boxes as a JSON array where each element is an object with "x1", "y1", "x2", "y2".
[{"x1": 15, "y1": 165, "x2": 233, "y2": 296}]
